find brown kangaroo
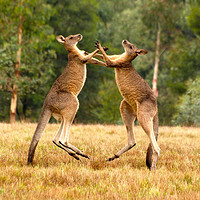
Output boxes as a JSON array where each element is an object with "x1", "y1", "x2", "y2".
[
  {"x1": 95, "y1": 40, "x2": 160, "y2": 170},
  {"x1": 27, "y1": 34, "x2": 106, "y2": 164}
]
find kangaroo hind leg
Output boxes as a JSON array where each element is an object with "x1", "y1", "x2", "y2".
[
  {"x1": 59, "y1": 117, "x2": 89, "y2": 160},
  {"x1": 27, "y1": 108, "x2": 52, "y2": 165},
  {"x1": 52, "y1": 118, "x2": 80, "y2": 160},
  {"x1": 146, "y1": 112, "x2": 159, "y2": 170},
  {"x1": 58, "y1": 97, "x2": 89, "y2": 160},
  {"x1": 137, "y1": 107, "x2": 160, "y2": 170},
  {"x1": 107, "y1": 100, "x2": 136, "y2": 161}
]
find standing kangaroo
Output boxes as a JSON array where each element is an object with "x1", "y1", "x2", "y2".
[
  {"x1": 95, "y1": 40, "x2": 160, "y2": 170},
  {"x1": 27, "y1": 34, "x2": 106, "y2": 164}
]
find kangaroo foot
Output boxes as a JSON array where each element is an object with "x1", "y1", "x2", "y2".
[
  {"x1": 53, "y1": 141, "x2": 80, "y2": 161},
  {"x1": 106, "y1": 154, "x2": 119, "y2": 162},
  {"x1": 59, "y1": 141, "x2": 90, "y2": 159},
  {"x1": 76, "y1": 152, "x2": 90, "y2": 159},
  {"x1": 67, "y1": 152, "x2": 80, "y2": 161}
]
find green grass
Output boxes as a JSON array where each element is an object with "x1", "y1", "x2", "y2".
[{"x1": 0, "y1": 123, "x2": 200, "y2": 199}]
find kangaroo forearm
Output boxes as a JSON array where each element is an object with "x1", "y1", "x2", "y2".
[
  {"x1": 94, "y1": 53, "x2": 104, "y2": 60},
  {"x1": 87, "y1": 58, "x2": 106, "y2": 66},
  {"x1": 82, "y1": 49, "x2": 99, "y2": 62},
  {"x1": 96, "y1": 41, "x2": 119, "y2": 67}
]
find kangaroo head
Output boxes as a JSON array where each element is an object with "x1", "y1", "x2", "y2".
[
  {"x1": 56, "y1": 34, "x2": 82, "y2": 51},
  {"x1": 122, "y1": 40, "x2": 148, "y2": 59}
]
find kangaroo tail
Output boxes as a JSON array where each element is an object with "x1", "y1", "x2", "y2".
[
  {"x1": 146, "y1": 112, "x2": 159, "y2": 169},
  {"x1": 27, "y1": 108, "x2": 51, "y2": 165},
  {"x1": 146, "y1": 143, "x2": 153, "y2": 170}
]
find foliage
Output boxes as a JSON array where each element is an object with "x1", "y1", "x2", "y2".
[
  {"x1": 92, "y1": 79, "x2": 122, "y2": 124},
  {"x1": 187, "y1": 2, "x2": 200, "y2": 36},
  {"x1": 173, "y1": 77, "x2": 200, "y2": 126},
  {"x1": 0, "y1": 0, "x2": 56, "y2": 121},
  {"x1": 0, "y1": 0, "x2": 200, "y2": 125},
  {"x1": 167, "y1": 38, "x2": 200, "y2": 95}
]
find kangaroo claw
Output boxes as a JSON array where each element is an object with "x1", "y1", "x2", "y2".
[{"x1": 103, "y1": 47, "x2": 108, "y2": 51}]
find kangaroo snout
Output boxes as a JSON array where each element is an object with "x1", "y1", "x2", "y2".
[{"x1": 123, "y1": 40, "x2": 127, "y2": 44}]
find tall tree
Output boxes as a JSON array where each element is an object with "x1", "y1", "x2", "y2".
[
  {"x1": 10, "y1": 0, "x2": 23, "y2": 123},
  {"x1": 152, "y1": 23, "x2": 161, "y2": 96},
  {"x1": 141, "y1": 0, "x2": 184, "y2": 96},
  {"x1": 0, "y1": 0, "x2": 55, "y2": 123}
]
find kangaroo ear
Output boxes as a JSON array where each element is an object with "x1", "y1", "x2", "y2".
[
  {"x1": 56, "y1": 35, "x2": 65, "y2": 44},
  {"x1": 136, "y1": 49, "x2": 148, "y2": 56}
]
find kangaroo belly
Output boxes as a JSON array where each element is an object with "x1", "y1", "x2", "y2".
[{"x1": 116, "y1": 76, "x2": 145, "y2": 103}]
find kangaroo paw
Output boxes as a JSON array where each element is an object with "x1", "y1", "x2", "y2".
[
  {"x1": 95, "y1": 40, "x2": 101, "y2": 49},
  {"x1": 103, "y1": 47, "x2": 109, "y2": 51}
]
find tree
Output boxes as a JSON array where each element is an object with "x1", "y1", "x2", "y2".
[
  {"x1": 10, "y1": 1, "x2": 23, "y2": 123},
  {"x1": 0, "y1": 0, "x2": 56, "y2": 123}
]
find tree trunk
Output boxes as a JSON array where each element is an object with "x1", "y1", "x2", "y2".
[
  {"x1": 10, "y1": 14, "x2": 23, "y2": 124},
  {"x1": 10, "y1": 84, "x2": 18, "y2": 123},
  {"x1": 152, "y1": 23, "x2": 161, "y2": 97}
]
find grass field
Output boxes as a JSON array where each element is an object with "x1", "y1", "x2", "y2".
[{"x1": 0, "y1": 123, "x2": 200, "y2": 199}]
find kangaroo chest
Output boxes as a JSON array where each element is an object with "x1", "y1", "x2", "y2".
[
  {"x1": 55, "y1": 63, "x2": 87, "y2": 96},
  {"x1": 69, "y1": 64, "x2": 87, "y2": 95},
  {"x1": 115, "y1": 67, "x2": 151, "y2": 105}
]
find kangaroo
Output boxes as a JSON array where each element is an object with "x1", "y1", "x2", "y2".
[
  {"x1": 95, "y1": 40, "x2": 160, "y2": 170},
  {"x1": 27, "y1": 34, "x2": 106, "y2": 164}
]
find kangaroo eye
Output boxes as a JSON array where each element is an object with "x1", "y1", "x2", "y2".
[
  {"x1": 70, "y1": 37, "x2": 73, "y2": 39},
  {"x1": 129, "y1": 46, "x2": 133, "y2": 49}
]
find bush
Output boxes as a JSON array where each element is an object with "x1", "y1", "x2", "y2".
[
  {"x1": 173, "y1": 77, "x2": 200, "y2": 126},
  {"x1": 92, "y1": 79, "x2": 122, "y2": 124}
]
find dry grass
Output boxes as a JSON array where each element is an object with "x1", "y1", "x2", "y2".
[{"x1": 0, "y1": 123, "x2": 200, "y2": 199}]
